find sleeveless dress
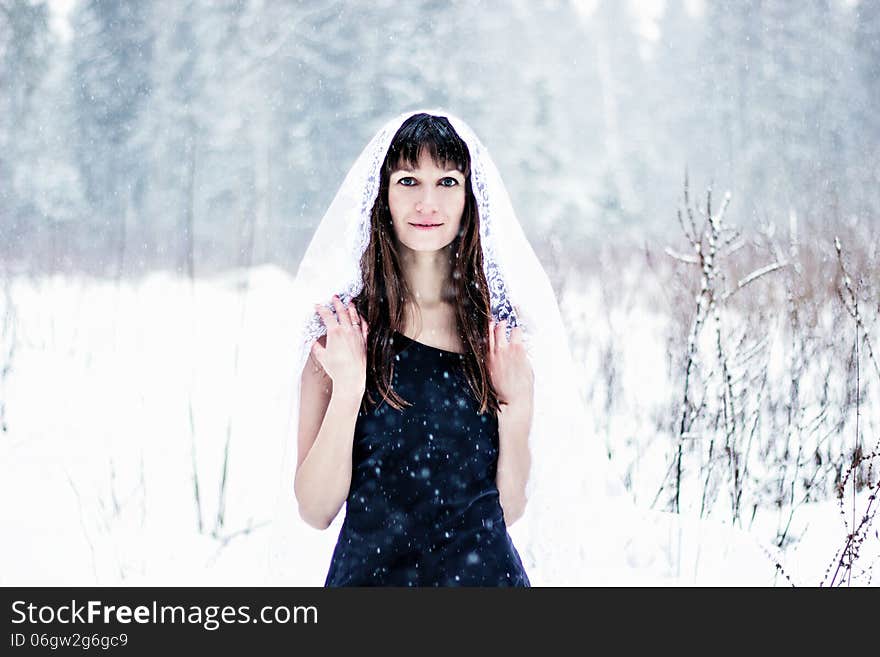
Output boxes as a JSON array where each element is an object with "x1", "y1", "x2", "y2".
[{"x1": 324, "y1": 330, "x2": 531, "y2": 587}]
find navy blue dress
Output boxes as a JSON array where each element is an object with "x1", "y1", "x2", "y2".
[{"x1": 324, "y1": 330, "x2": 530, "y2": 587}]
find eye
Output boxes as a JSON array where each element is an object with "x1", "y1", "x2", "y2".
[{"x1": 397, "y1": 175, "x2": 460, "y2": 187}]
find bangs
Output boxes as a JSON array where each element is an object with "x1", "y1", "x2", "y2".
[{"x1": 384, "y1": 114, "x2": 471, "y2": 177}]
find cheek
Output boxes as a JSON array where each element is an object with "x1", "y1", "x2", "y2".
[
  {"x1": 447, "y1": 193, "x2": 465, "y2": 225},
  {"x1": 387, "y1": 192, "x2": 410, "y2": 236},
  {"x1": 387, "y1": 189, "x2": 403, "y2": 218}
]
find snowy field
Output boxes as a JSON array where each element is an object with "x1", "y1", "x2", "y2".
[{"x1": 1, "y1": 265, "x2": 876, "y2": 586}]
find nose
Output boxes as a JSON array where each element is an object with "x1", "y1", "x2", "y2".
[{"x1": 415, "y1": 188, "x2": 439, "y2": 215}]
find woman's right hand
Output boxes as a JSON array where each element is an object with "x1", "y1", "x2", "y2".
[{"x1": 311, "y1": 295, "x2": 368, "y2": 398}]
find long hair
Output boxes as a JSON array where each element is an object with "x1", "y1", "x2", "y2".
[{"x1": 352, "y1": 113, "x2": 501, "y2": 415}]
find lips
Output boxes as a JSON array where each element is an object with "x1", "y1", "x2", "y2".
[{"x1": 409, "y1": 222, "x2": 443, "y2": 230}]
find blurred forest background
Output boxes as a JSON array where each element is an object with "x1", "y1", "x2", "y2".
[{"x1": 1, "y1": 0, "x2": 878, "y2": 277}]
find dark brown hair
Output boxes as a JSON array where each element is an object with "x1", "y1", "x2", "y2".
[{"x1": 352, "y1": 113, "x2": 501, "y2": 415}]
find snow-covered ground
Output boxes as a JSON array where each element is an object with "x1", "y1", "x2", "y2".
[{"x1": 0, "y1": 266, "x2": 875, "y2": 586}]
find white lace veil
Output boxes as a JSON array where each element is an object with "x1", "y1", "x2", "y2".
[{"x1": 264, "y1": 108, "x2": 778, "y2": 586}]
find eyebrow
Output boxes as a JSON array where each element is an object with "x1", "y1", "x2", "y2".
[{"x1": 393, "y1": 167, "x2": 463, "y2": 175}]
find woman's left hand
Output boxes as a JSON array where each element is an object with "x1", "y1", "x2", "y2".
[{"x1": 487, "y1": 318, "x2": 534, "y2": 407}]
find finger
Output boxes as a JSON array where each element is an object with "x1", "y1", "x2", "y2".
[
  {"x1": 332, "y1": 295, "x2": 351, "y2": 327},
  {"x1": 310, "y1": 337, "x2": 326, "y2": 360},
  {"x1": 510, "y1": 325, "x2": 524, "y2": 344},
  {"x1": 315, "y1": 303, "x2": 336, "y2": 326},
  {"x1": 347, "y1": 302, "x2": 361, "y2": 330},
  {"x1": 361, "y1": 317, "x2": 368, "y2": 342},
  {"x1": 495, "y1": 318, "x2": 508, "y2": 346},
  {"x1": 488, "y1": 319, "x2": 496, "y2": 352}
]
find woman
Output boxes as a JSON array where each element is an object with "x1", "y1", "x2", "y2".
[
  {"x1": 267, "y1": 109, "x2": 778, "y2": 587},
  {"x1": 296, "y1": 113, "x2": 532, "y2": 586}
]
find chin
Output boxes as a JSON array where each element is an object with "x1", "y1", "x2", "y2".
[
  {"x1": 400, "y1": 239, "x2": 456, "y2": 253},
  {"x1": 393, "y1": 228, "x2": 458, "y2": 253}
]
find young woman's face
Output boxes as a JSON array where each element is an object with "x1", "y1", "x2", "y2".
[{"x1": 387, "y1": 150, "x2": 466, "y2": 253}]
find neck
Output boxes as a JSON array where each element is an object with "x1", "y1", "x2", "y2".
[{"x1": 398, "y1": 245, "x2": 453, "y2": 308}]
